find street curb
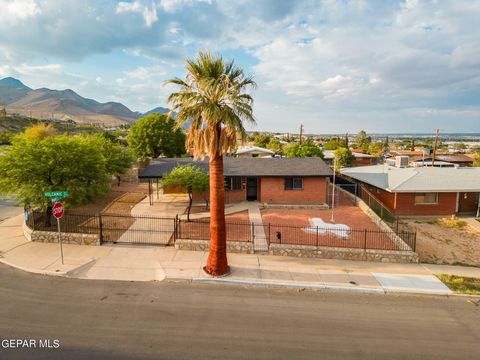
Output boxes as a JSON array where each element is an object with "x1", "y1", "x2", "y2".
[
  {"x1": 0, "y1": 257, "x2": 96, "y2": 278},
  {"x1": 0, "y1": 258, "x2": 69, "y2": 276},
  {"x1": 192, "y1": 277, "x2": 386, "y2": 294}
]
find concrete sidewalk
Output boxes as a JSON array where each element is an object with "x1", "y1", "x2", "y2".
[{"x1": 1, "y1": 214, "x2": 480, "y2": 295}]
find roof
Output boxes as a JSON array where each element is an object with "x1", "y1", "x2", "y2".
[
  {"x1": 340, "y1": 165, "x2": 480, "y2": 192},
  {"x1": 235, "y1": 146, "x2": 275, "y2": 155},
  {"x1": 435, "y1": 154, "x2": 474, "y2": 163},
  {"x1": 323, "y1": 150, "x2": 376, "y2": 159},
  {"x1": 139, "y1": 157, "x2": 332, "y2": 178}
]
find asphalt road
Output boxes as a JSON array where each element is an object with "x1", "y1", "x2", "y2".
[
  {"x1": 0, "y1": 264, "x2": 479, "y2": 360},
  {"x1": 0, "y1": 196, "x2": 22, "y2": 222}
]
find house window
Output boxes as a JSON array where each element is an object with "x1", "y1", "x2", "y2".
[
  {"x1": 415, "y1": 192, "x2": 438, "y2": 205},
  {"x1": 226, "y1": 177, "x2": 242, "y2": 191},
  {"x1": 284, "y1": 177, "x2": 303, "y2": 190}
]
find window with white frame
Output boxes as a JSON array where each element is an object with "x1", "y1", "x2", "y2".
[{"x1": 414, "y1": 192, "x2": 438, "y2": 204}]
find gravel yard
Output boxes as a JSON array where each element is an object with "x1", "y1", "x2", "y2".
[{"x1": 402, "y1": 219, "x2": 480, "y2": 266}]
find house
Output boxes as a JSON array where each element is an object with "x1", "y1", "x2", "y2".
[
  {"x1": 387, "y1": 152, "x2": 474, "y2": 167},
  {"x1": 139, "y1": 157, "x2": 332, "y2": 204},
  {"x1": 340, "y1": 165, "x2": 480, "y2": 216},
  {"x1": 323, "y1": 150, "x2": 377, "y2": 166},
  {"x1": 235, "y1": 146, "x2": 275, "y2": 158}
]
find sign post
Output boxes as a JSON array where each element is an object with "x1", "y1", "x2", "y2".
[{"x1": 52, "y1": 202, "x2": 65, "y2": 265}]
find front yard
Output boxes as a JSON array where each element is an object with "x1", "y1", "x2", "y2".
[{"x1": 402, "y1": 219, "x2": 480, "y2": 266}]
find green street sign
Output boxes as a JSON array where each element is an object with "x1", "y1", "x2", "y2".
[{"x1": 44, "y1": 191, "x2": 69, "y2": 199}]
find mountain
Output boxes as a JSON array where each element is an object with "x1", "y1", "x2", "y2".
[
  {"x1": 0, "y1": 77, "x2": 172, "y2": 126},
  {"x1": 143, "y1": 106, "x2": 170, "y2": 116},
  {"x1": 0, "y1": 77, "x2": 31, "y2": 90}
]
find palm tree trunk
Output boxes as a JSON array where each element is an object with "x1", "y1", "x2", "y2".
[{"x1": 204, "y1": 153, "x2": 229, "y2": 276}]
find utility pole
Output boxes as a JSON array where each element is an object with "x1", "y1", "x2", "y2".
[
  {"x1": 330, "y1": 156, "x2": 337, "y2": 222},
  {"x1": 432, "y1": 129, "x2": 440, "y2": 167},
  {"x1": 299, "y1": 124, "x2": 303, "y2": 145}
]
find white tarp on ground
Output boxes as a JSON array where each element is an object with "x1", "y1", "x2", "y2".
[{"x1": 303, "y1": 218, "x2": 351, "y2": 238}]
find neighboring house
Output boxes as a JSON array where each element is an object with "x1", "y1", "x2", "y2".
[
  {"x1": 235, "y1": 146, "x2": 275, "y2": 158},
  {"x1": 139, "y1": 157, "x2": 332, "y2": 204},
  {"x1": 387, "y1": 153, "x2": 474, "y2": 167},
  {"x1": 340, "y1": 165, "x2": 480, "y2": 216},
  {"x1": 323, "y1": 150, "x2": 377, "y2": 166}
]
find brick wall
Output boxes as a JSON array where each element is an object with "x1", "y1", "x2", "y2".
[
  {"x1": 226, "y1": 189, "x2": 246, "y2": 203},
  {"x1": 364, "y1": 186, "x2": 396, "y2": 210},
  {"x1": 395, "y1": 192, "x2": 457, "y2": 216},
  {"x1": 259, "y1": 177, "x2": 328, "y2": 204}
]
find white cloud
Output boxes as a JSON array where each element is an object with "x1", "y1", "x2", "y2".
[
  {"x1": 116, "y1": 1, "x2": 158, "y2": 27},
  {"x1": 0, "y1": 0, "x2": 41, "y2": 22},
  {"x1": 123, "y1": 65, "x2": 167, "y2": 80}
]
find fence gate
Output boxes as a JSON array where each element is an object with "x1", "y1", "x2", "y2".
[{"x1": 99, "y1": 214, "x2": 177, "y2": 245}]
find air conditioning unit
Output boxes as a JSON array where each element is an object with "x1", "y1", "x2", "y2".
[{"x1": 395, "y1": 156, "x2": 409, "y2": 168}]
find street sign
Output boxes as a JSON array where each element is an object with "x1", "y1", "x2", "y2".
[
  {"x1": 52, "y1": 202, "x2": 64, "y2": 219},
  {"x1": 44, "y1": 191, "x2": 69, "y2": 198}
]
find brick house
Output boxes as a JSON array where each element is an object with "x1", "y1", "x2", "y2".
[
  {"x1": 341, "y1": 165, "x2": 480, "y2": 216},
  {"x1": 139, "y1": 157, "x2": 332, "y2": 205},
  {"x1": 323, "y1": 150, "x2": 377, "y2": 166}
]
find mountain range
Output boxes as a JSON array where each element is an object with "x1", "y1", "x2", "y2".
[{"x1": 0, "y1": 77, "x2": 170, "y2": 126}]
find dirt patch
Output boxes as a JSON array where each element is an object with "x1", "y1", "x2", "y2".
[
  {"x1": 178, "y1": 211, "x2": 251, "y2": 242},
  {"x1": 69, "y1": 183, "x2": 147, "y2": 215},
  {"x1": 261, "y1": 208, "x2": 399, "y2": 250},
  {"x1": 402, "y1": 219, "x2": 480, "y2": 266}
]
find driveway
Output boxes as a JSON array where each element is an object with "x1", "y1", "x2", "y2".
[{"x1": 109, "y1": 192, "x2": 189, "y2": 245}]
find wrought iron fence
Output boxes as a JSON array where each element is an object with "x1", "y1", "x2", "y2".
[
  {"x1": 26, "y1": 209, "x2": 415, "y2": 251},
  {"x1": 264, "y1": 222, "x2": 415, "y2": 251},
  {"x1": 177, "y1": 218, "x2": 253, "y2": 242}
]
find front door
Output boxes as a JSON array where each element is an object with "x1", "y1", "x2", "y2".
[
  {"x1": 458, "y1": 192, "x2": 479, "y2": 214},
  {"x1": 246, "y1": 177, "x2": 258, "y2": 201}
]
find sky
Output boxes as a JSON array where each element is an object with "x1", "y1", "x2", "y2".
[{"x1": 0, "y1": 0, "x2": 479, "y2": 134}]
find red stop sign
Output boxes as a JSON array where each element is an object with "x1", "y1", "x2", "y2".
[{"x1": 52, "y1": 202, "x2": 64, "y2": 219}]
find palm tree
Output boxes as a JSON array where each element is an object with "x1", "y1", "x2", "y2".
[{"x1": 165, "y1": 52, "x2": 256, "y2": 276}]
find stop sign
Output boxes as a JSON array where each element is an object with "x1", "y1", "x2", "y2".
[{"x1": 52, "y1": 202, "x2": 64, "y2": 219}]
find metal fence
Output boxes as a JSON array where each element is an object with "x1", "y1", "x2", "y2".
[
  {"x1": 264, "y1": 222, "x2": 415, "y2": 251},
  {"x1": 27, "y1": 210, "x2": 177, "y2": 246},
  {"x1": 358, "y1": 185, "x2": 397, "y2": 224},
  {"x1": 26, "y1": 209, "x2": 415, "y2": 251},
  {"x1": 177, "y1": 218, "x2": 253, "y2": 242}
]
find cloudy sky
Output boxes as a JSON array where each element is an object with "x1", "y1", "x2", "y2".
[{"x1": 0, "y1": 0, "x2": 479, "y2": 133}]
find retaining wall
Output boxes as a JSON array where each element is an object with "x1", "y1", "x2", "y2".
[
  {"x1": 175, "y1": 239, "x2": 254, "y2": 254},
  {"x1": 269, "y1": 243, "x2": 418, "y2": 263},
  {"x1": 25, "y1": 224, "x2": 100, "y2": 246}
]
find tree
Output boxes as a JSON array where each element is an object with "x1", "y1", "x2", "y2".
[
  {"x1": 127, "y1": 113, "x2": 186, "y2": 160},
  {"x1": 266, "y1": 137, "x2": 283, "y2": 154},
  {"x1": 285, "y1": 142, "x2": 324, "y2": 158},
  {"x1": 453, "y1": 142, "x2": 467, "y2": 152},
  {"x1": 86, "y1": 134, "x2": 134, "y2": 184},
  {"x1": 333, "y1": 147, "x2": 355, "y2": 170},
  {"x1": 323, "y1": 137, "x2": 346, "y2": 150},
  {"x1": 354, "y1": 130, "x2": 371, "y2": 152},
  {"x1": 368, "y1": 142, "x2": 386, "y2": 158},
  {"x1": 162, "y1": 165, "x2": 209, "y2": 221},
  {"x1": 0, "y1": 129, "x2": 133, "y2": 225},
  {"x1": 24, "y1": 123, "x2": 57, "y2": 140},
  {"x1": 473, "y1": 150, "x2": 480, "y2": 167},
  {"x1": 0, "y1": 107, "x2": 6, "y2": 119},
  {"x1": 166, "y1": 51, "x2": 256, "y2": 276},
  {"x1": 253, "y1": 134, "x2": 271, "y2": 148}
]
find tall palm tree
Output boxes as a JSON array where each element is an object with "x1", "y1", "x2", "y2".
[{"x1": 166, "y1": 52, "x2": 256, "y2": 276}]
